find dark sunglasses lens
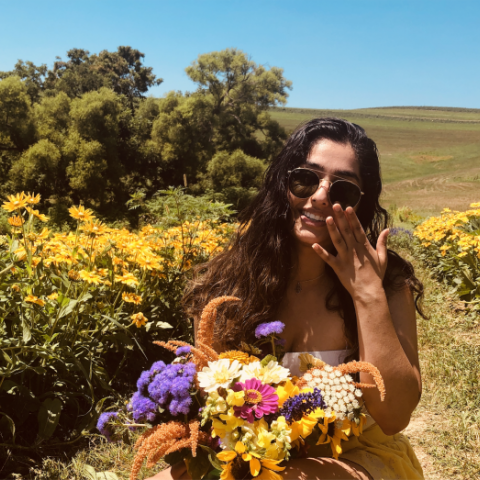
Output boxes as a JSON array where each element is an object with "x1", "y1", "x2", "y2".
[
  {"x1": 289, "y1": 170, "x2": 319, "y2": 198},
  {"x1": 330, "y1": 181, "x2": 361, "y2": 209}
]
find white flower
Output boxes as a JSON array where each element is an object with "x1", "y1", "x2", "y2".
[
  {"x1": 348, "y1": 384, "x2": 355, "y2": 392},
  {"x1": 239, "y1": 360, "x2": 290, "y2": 384},
  {"x1": 335, "y1": 370, "x2": 342, "y2": 377},
  {"x1": 355, "y1": 389, "x2": 363, "y2": 397},
  {"x1": 198, "y1": 359, "x2": 242, "y2": 392},
  {"x1": 348, "y1": 393, "x2": 355, "y2": 402},
  {"x1": 345, "y1": 374, "x2": 353, "y2": 382},
  {"x1": 325, "y1": 365, "x2": 333, "y2": 372},
  {"x1": 304, "y1": 373, "x2": 313, "y2": 381},
  {"x1": 313, "y1": 369, "x2": 321, "y2": 377},
  {"x1": 352, "y1": 400, "x2": 360, "y2": 409}
]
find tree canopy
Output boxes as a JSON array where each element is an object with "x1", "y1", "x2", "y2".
[{"x1": 0, "y1": 47, "x2": 292, "y2": 224}]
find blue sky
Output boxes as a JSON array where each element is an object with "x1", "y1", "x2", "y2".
[{"x1": 1, "y1": 0, "x2": 479, "y2": 109}]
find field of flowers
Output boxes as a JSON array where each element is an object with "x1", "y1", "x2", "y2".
[
  {"x1": 0, "y1": 191, "x2": 234, "y2": 451},
  {"x1": 414, "y1": 202, "x2": 480, "y2": 306}
]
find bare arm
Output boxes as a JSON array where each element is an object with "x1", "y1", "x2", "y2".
[
  {"x1": 354, "y1": 283, "x2": 421, "y2": 434},
  {"x1": 312, "y1": 204, "x2": 421, "y2": 435}
]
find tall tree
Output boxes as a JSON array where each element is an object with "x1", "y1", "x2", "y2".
[
  {"x1": 185, "y1": 48, "x2": 292, "y2": 158},
  {"x1": 46, "y1": 47, "x2": 163, "y2": 106}
]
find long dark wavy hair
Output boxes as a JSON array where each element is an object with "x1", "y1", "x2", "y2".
[{"x1": 183, "y1": 118, "x2": 425, "y2": 359}]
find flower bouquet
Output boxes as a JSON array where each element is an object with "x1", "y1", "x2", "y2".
[{"x1": 97, "y1": 297, "x2": 386, "y2": 480}]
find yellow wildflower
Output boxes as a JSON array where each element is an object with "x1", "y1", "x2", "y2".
[
  {"x1": 122, "y1": 292, "x2": 142, "y2": 304},
  {"x1": 115, "y1": 272, "x2": 139, "y2": 287},
  {"x1": 316, "y1": 410, "x2": 349, "y2": 459},
  {"x1": 298, "y1": 353, "x2": 326, "y2": 372},
  {"x1": 25, "y1": 295, "x2": 45, "y2": 307},
  {"x1": 12, "y1": 284, "x2": 20, "y2": 292},
  {"x1": 48, "y1": 292, "x2": 59, "y2": 301},
  {"x1": 219, "y1": 350, "x2": 260, "y2": 365},
  {"x1": 79, "y1": 270, "x2": 102, "y2": 284},
  {"x1": 2, "y1": 192, "x2": 27, "y2": 212},
  {"x1": 81, "y1": 220, "x2": 106, "y2": 235},
  {"x1": 131, "y1": 312, "x2": 148, "y2": 328},
  {"x1": 26, "y1": 207, "x2": 49, "y2": 222},
  {"x1": 8, "y1": 215, "x2": 24, "y2": 227},
  {"x1": 25, "y1": 192, "x2": 41, "y2": 204},
  {"x1": 67, "y1": 269, "x2": 80, "y2": 281},
  {"x1": 69, "y1": 205, "x2": 95, "y2": 222},
  {"x1": 14, "y1": 246, "x2": 27, "y2": 261}
]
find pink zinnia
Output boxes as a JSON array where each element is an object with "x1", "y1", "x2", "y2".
[{"x1": 233, "y1": 378, "x2": 279, "y2": 423}]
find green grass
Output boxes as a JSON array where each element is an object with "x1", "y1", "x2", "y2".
[{"x1": 270, "y1": 107, "x2": 480, "y2": 217}]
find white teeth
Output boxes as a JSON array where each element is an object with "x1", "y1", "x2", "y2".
[{"x1": 303, "y1": 211, "x2": 325, "y2": 222}]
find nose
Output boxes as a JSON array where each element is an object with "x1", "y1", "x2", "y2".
[{"x1": 311, "y1": 179, "x2": 331, "y2": 205}]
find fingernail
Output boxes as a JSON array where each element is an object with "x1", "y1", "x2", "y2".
[{"x1": 327, "y1": 217, "x2": 334, "y2": 224}]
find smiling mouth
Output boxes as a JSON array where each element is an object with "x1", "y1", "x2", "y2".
[{"x1": 302, "y1": 210, "x2": 326, "y2": 223}]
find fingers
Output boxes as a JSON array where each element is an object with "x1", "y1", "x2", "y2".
[
  {"x1": 345, "y1": 207, "x2": 368, "y2": 245},
  {"x1": 326, "y1": 215, "x2": 348, "y2": 255},
  {"x1": 332, "y1": 204, "x2": 355, "y2": 247},
  {"x1": 312, "y1": 243, "x2": 337, "y2": 268},
  {"x1": 377, "y1": 229, "x2": 389, "y2": 274}
]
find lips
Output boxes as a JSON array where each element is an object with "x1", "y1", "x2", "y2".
[{"x1": 301, "y1": 210, "x2": 326, "y2": 224}]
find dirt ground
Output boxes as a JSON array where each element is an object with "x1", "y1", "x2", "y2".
[{"x1": 403, "y1": 411, "x2": 443, "y2": 480}]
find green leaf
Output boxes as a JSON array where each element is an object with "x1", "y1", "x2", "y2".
[
  {"x1": 199, "y1": 445, "x2": 223, "y2": 471},
  {"x1": 0, "y1": 412, "x2": 16, "y2": 441},
  {"x1": 22, "y1": 317, "x2": 31, "y2": 343},
  {"x1": 260, "y1": 354, "x2": 277, "y2": 367},
  {"x1": 203, "y1": 468, "x2": 222, "y2": 480},
  {"x1": 37, "y1": 397, "x2": 62, "y2": 442},
  {"x1": 185, "y1": 450, "x2": 212, "y2": 480}
]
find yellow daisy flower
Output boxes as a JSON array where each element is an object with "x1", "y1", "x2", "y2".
[
  {"x1": 79, "y1": 270, "x2": 102, "y2": 284},
  {"x1": 25, "y1": 192, "x2": 41, "y2": 204},
  {"x1": 131, "y1": 312, "x2": 148, "y2": 328},
  {"x1": 8, "y1": 215, "x2": 24, "y2": 227},
  {"x1": 25, "y1": 295, "x2": 45, "y2": 307},
  {"x1": 69, "y1": 205, "x2": 95, "y2": 222},
  {"x1": 122, "y1": 292, "x2": 142, "y2": 304},
  {"x1": 2, "y1": 192, "x2": 27, "y2": 212},
  {"x1": 26, "y1": 207, "x2": 49, "y2": 222}
]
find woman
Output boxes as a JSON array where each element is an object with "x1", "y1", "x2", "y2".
[{"x1": 151, "y1": 118, "x2": 425, "y2": 479}]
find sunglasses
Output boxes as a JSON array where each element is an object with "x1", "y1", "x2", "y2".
[{"x1": 288, "y1": 168, "x2": 364, "y2": 209}]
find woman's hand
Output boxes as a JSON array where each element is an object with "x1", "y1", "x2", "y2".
[{"x1": 312, "y1": 204, "x2": 389, "y2": 299}]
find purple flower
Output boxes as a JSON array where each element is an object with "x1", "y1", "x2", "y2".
[
  {"x1": 146, "y1": 362, "x2": 196, "y2": 417},
  {"x1": 136, "y1": 361, "x2": 166, "y2": 395},
  {"x1": 131, "y1": 391, "x2": 158, "y2": 423},
  {"x1": 97, "y1": 412, "x2": 118, "y2": 442},
  {"x1": 176, "y1": 346, "x2": 191, "y2": 356},
  {"x1": 255, "y1": 321, "x2": 285, "y2": 339},
  {"x1": 278, "y1": 388, "x2": 325, "y2": 422}
]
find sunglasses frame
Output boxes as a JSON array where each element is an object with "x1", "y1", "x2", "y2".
[{"x1": 287, "y1": 167, "x2": 364, "y2": 208}]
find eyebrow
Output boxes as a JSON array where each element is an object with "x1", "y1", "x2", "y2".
[{"x1": 303, "y1": 161, "x2": 361, "y2": 183}]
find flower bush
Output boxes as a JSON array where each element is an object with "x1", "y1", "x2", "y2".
[
  {"x1": 414, "y1": 202, "x2": 480, "y2": 306},
  {"x1": 0, "y1": 190, "x2": 234, "y2": 448}
]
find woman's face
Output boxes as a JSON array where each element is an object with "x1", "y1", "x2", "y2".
[{"x1": 288, "y1": 139, "x2": 362, "y2": 250}]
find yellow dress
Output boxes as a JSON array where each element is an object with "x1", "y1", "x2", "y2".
[{"x1": 282, "y1": 351, "x2": 425, "y2": 480}]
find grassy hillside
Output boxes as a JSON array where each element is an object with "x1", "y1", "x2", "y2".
[{"x1": 270, "y1": 107, "x2": 480, "y2": 216}]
